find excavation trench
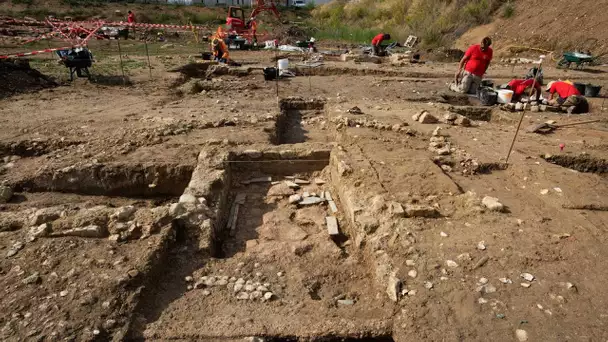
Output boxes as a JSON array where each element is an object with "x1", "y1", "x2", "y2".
[
  {"x1": 213, "y1": 148, "x2": 335, "y2": 258},
  {"x1": 14, "y1": 162, "x2": 195, "y2": 197},
  {"x1": 126, "y1": 143, "x2": 396, "y2": 340},
  {"x1": 542, "y1": 154, "x2": 608, "y2": 174},
  {"x1": 270, "y1": 98, "x2": 329, "y2": 145}
]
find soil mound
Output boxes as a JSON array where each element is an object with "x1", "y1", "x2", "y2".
[{"x1": 0, "y1": 59, "x2": 57, "y2": 99}]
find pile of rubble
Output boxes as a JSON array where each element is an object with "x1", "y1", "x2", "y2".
[
  {"x1": 0, "y1": 59, "x2": 57, "y2": 99},
  {"x1": 234, "y1": 176, "x2": 341, "y2": 237},
  {"x1": 331, "y1": 115, "x2": 413, "y2": 134},
  {"x1": 413, "y1": 110, "x2": 471, "y2": 127},
  {"x1": 185, "y1": 274, "x2": 276, "y2": 301},
  {"x1": 1, "y1": 202, "x2": 183, "y2": 249},
  {"x1": 501, "y1": 101, "x2": 551, "y2": 112}
]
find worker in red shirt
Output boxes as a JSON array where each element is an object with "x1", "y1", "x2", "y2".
[
  {"x1": 371, "y1": 33, "x2": 391, "y2": 56},
  {"x1": 507, "y1": 78, "x2": 542, "y2": 102},
  {"x1": 451, "y1": 37, "x2": 493, "y2": 94},
  {"x1": 126, "y1": 10, "x2": 135, "y2": 39},
  {"x1": 546, "y1": 81, "x2": 589, "y2": 114}
]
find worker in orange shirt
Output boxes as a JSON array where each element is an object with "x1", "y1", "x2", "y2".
[
  {"x1": 245, "y1": 17, "x2": 258, "y2": 44},
  {"x1": 211, "y1": 38, "x2": 230, "y2": 64}
]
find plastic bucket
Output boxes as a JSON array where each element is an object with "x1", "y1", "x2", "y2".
[
  {"x1": 574, "y1": 82, "x2": 586, "y2": 94},
  {"x1": 497, "y1": 89, "x2": 514, "y2": 104},
  {"x1": 263, "y1": 67, "x2": 278, "y2": 81},
  {"x1": 585, "y1": 84, "x2": 602, "y2": 97},
  {"x1": 277, "y1": 58, "x2": 289, "y2": 71}
]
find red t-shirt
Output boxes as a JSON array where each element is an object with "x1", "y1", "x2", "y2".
[
  {"x1": 464, "y1": 44, "x2": 493, "y2": 77},
  {"x1": 128, "y1": 13, "x2": 135, "y2": 23},
  {"x1": 508, "y1": 79, "x2": 541, "y2": 95},
  {"x1": 371, "y1": 33, "x2": 385, "y2": 46},
  {"x1": 549, "y1": 82, "x2": 580, "y2": 98}
]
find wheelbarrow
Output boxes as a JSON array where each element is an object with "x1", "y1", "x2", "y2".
[
  {"x1": 56, "y1": 48, "x2": 93, "y2": 81},
  {"x1": 557, "y1": 52, "x2": 598, "y2": 69}
]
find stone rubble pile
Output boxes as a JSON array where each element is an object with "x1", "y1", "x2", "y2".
[
  {"x1": 185, "y1": 274, "x2": 276, "y2": 302},
  {"x1": 330, "y1": 116, "x2": 413, "y2": 135}
]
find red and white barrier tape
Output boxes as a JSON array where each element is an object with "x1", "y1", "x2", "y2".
[
  {"x1": 0, "y1": 46, "x2": 76, "y2": 59},
  {"x1": 2, "y1": 18, "x2": 209, "y2": 31}
]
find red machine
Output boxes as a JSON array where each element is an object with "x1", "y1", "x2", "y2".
[{"x1": 226, "y1": 0, "x2": 279, "y2": 38}]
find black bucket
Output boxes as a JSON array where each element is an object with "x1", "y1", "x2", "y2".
[
  {"x1": 263, "y1": 67, "x2": 278, "y2": 81},
  {"x1": 574, "y1": 82, "x2": 586, "y2": 94},
  {"x1": 477, "y1": 87, "x2": 498, "y2": 106},
  {"x1": 585, "y1": 84, "x2": 602, "y2": 97},
  {"x1": 202, "y1": 52, "x2": 213, "y2": 60}
]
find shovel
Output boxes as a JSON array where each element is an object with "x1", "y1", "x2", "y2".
[{"x1": 526, "y1": 119, "x2": 603, "y2": 134}]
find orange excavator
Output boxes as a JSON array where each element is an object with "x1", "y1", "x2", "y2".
[{"x1": 223, "y1": 0, "x2": 280, "y2": 46}]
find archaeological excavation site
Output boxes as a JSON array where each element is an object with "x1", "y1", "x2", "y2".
[{"x1": 2, "y1": 10, "x2": 608, "y2": 340}]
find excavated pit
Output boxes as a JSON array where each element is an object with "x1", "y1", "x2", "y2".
[
  {"x1": 542, "y1": 154, "x2": 608, "y2": 174},
  {"x1": 270, "y1": 98, "x2": 328, "y2": 145},
  {"x1": 214, "y1": 148, "x2": 334, "y2": 258},
  {"x1": 126, "y1": 147, "x2": 396, "y2": 340},
  {"x1": 14, "y1": 162, "x2": 195, "y2": 197}
]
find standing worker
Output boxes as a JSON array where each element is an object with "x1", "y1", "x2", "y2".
[
  {"x1": 126, "y1": 10, "x2": 136, "y2": 39},
  {"x1": 245, "y1": 17, "x2": 258, "y2": 45},
  {"x1": 451, "y1": 37, "x2": 493, "y2": 94},
  {"x1": 371, "y1": 33, "x2": 391, "y2": 56},
  {"x1": 546, "y1": 81, "x2": 589, "y2": 114}
]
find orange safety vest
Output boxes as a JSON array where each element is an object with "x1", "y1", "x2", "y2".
[{"x1": 212, "y1": 39, "x2": 229, "y2": 60}]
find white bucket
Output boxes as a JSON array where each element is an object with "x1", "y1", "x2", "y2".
[
  {"x1": 497, "y1": 89, "x2": 514, "y2": 104},
  {"x1": 278, "y1": 58, "x2": 289, "y2": 71}
]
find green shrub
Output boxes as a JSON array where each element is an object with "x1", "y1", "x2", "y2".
[
  {"x1": 11, "y1": 0, "x2": 34, "y2": 5},
  {"x1": 311, "y1": 0, "x2": 505, "y2": 46},
  {"x1": 502, "y1": 2, "x2": 515, "y2": 18},
  {"x1": 154, "y1": 13, "x2": 180, "y2": 24}
]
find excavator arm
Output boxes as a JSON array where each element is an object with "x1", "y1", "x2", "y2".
[{"x1": 249, "y1": 0, "x2": 280, "y2": 20}]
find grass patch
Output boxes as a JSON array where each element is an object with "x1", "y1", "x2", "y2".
[
  {"x1": 310, "y1": 24, "x2": 377, "y2": 43},
  {"x1": 11, "y1": 0, "x2": 34, "y2": 5},
  {"x1": 502, "y1": 2, "x2": 515, "y2": 18},
  {"x1": 312, "y1": 0, "x2": 506, "y2": 47}
]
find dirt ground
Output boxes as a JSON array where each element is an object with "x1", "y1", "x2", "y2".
[{"x1": 1, "y1": 49, "x2": 608, "y2": 342}]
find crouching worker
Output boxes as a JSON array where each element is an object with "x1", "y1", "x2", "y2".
[
  {"x1": 371, "y1": 33, "x2": 391, "y2": 56},
  {"x1": 506, "y1": 78, "x2": 542, "y2": 102},
  {"x1": 546, "y1": 81, "x2": 589, "y2": 114},
  {"x1": 211, "y1": 38, "x2": 230, "y2": 64},
  {"x1": 450, "y1": 37, "x2": 493, "y2": 94}
]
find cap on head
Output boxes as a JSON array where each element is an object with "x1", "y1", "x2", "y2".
[
  {"x1": 212, "y1": 38, "x2": 220, "y2": 46},
  {"x1": 546, "y1": 81, "x2": 555, "y2": 91},
  {"x1": 383, "y1": 34, "x2": 391, "y2": 40},
  {"x1": 128, "y1": 10, "x2": 132, "y2": 14}
]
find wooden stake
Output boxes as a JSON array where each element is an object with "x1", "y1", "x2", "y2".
[
  {"x1": 144, "y1": 38, "x2": 152, "y2": 80},
  {"x1": 116, "y1": 38, "x2": 126, "y2": 85},
  {"x1": 505, "y1": 59, "x2": 544, "y2": 164}
]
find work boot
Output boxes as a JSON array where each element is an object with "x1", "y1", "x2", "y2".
[{"x1": 566, "y1": 106, "x2": 576, "y2": 114}]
